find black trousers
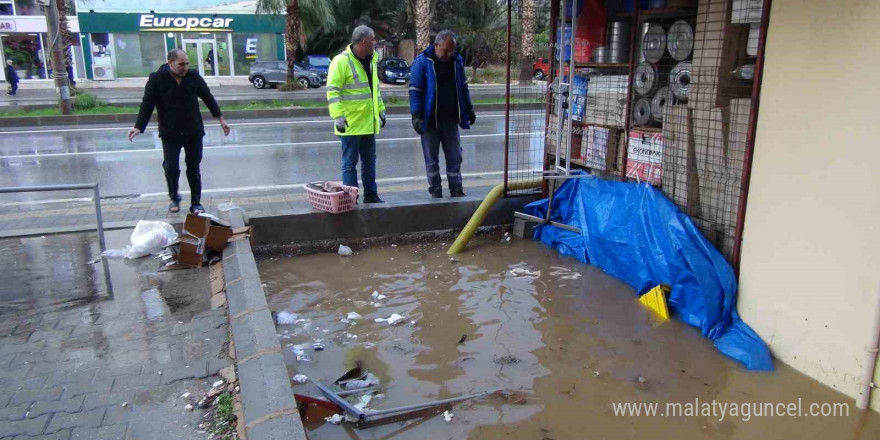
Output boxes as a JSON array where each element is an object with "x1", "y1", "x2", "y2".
[{"x1": 161, "y1": 135, "x2": 203, "y2": 206}]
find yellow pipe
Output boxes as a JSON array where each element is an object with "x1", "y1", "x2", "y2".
[{"x1": 447, "y1": 180, "x2": 542, "y2": 255}]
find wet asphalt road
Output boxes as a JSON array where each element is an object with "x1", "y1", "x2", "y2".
[{"x1": 0, "y1": 112, "x2": 544, "y2": 203}]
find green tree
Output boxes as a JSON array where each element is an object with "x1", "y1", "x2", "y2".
[{"x1": 256, "y1": 0, "x2": 335, "y2": 84}]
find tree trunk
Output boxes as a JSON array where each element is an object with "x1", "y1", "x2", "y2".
[
  {"x1": 518, "y1": 0, "x2": 536, "y2": 85},
  {"x1": 415, "y1": 0, "x2": 432, "y2": 51},
  {"x1": 285, "y1": 0, "x2": 301, "y2": 83},
  {"x1": 56, "y1": 0, "x2": 74, "y2": 75}
]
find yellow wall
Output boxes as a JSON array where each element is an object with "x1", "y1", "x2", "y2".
[{"x1": 738, "y1": 0, "x2": 880, "y2": 411}]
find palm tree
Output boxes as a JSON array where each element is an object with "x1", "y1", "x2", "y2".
[
  {"x1": 415, "y1": 0, "x2": 432, "y2": 51},
  {"x1": 56, "y1": 0, "x2": 75, "y2": 84},
  {"x1": 519, "y1": 0, "x2": 536, "y2": 85},
  {"x1": 301, "y1": 0, "x2": 401, "y2": 57},
  {"x1": 256, "y1": 0, "x2": 335, "y2": 84}
]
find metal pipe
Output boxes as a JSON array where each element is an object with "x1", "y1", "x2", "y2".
[
  {"x1": 543, "y1": 177, "x2": 556, "y2": 224},
  {"x1": 732, "y1": 0, "x2": 773, "y2": 275},
  {"x1": 514, "y1": 211, "x2": 582, "y2": 233},
  {"x1": 565, "y1": 0, "x2": 578, "y2": 176},
  {"x1": 364, "y1": 390, "x2": 496, "y2": 417},
  {"x1": 619, "y1": 2, "x2": 641, "y2": 180},
  {"x1": 93, "y1": 185, "x2": 106, "y2": 252},
  {"x1": 856, "y1": 282, "x2": 880, "y2": 410},
  {"x1": 0, "y1": 183, "x2": 97, "y2": 193},
  {"x1": 336, "y1": 386, "x2": 378, "y2": 397},
  {"x1": 0, "y1": 183, "x2": 106, "y2": 254},
  {"x1": 543, "y1": 0, "x2": 559, "y2": 195},
  {"x1": 503, "y1": 0, "x2": 512, "y2": 196}
]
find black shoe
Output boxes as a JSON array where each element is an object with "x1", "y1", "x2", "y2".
[
  {"x1": 450, "y1": 187, "x2": 466, "y2": 197},
  {"x1": 363, "y1": 194, "x2": 384, "y2": 204},
  {"x1": 429, "y1": 187, "x2": 443, "y2": 199},
  {"x1": 189, "y1": 204, "x2": 206, "y2": 214}
]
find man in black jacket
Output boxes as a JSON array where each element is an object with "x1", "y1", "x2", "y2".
[{"x1": 128, "y1": 48, "x2": 230, "y2": 214}]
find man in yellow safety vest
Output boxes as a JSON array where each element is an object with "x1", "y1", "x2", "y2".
[{"x1": 326, "y1": 25, "x2": 386, "y2": 203}]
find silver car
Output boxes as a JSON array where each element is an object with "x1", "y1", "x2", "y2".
[{"x1": 249, "y1": 61, "x2": 326, "y2": 89}]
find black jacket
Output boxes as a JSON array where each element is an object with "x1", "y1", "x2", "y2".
[{"x1": 134, "y1": 64, "x2": 222, "y2": 138}]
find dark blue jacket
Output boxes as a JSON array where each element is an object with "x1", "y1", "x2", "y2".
[
  {"x1": 5, "y1": 65, "x2": 19, "y2": 85},
  {"x1": 408, "y1": 45, "x2": 474, "y2": 131}
]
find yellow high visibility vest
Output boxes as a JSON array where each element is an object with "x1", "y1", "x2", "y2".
[{"x1": 326, "y1": 47, "x2": 385, "y2": 136}]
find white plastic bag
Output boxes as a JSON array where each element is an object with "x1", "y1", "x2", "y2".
[
  {"x1": 338, "y1": 245, "x2": 353, "y2": 256},
  {"x1": 126, "y1": 221, "x2": 178, "y2": 259}
]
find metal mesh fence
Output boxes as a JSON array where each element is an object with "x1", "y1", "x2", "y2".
[
  {"x1": 502, "y1": 0, "x2": 554, "y2": 195},
  {"x1": 504, "y1": 0, "x2": 766, "y2": 265}
]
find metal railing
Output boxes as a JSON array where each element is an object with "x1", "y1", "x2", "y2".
[{"x1": 0, "y1": 183, "x2": 105, "y2": 251}]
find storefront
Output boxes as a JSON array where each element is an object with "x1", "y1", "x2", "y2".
[
  {"x1": 77, "y1": 11, "x2": 285, "y2": 81},
  {"x1": 0, "y1": 2, "x2": 84, "y2": 82}
]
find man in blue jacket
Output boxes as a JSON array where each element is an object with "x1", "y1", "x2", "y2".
[{"x1": 409, "y1": 30, "x2": 475, "y2": 198}]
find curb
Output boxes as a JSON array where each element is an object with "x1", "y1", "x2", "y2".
[
  {"x1": 0, "y1": 103, "x2": 542, "y2": 128},
  {"x1": 220, "y1": 208, "x2": 307, "y2": 440}
]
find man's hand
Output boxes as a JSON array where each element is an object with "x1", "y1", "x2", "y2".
[
  {"x1": 380, "y1": 112, "x2": 386, "y2": 128},
  {"x1": 335, "y1": 117, "x2": 348, "y2": 133},
  {"x1": 411, "y1": 117, "x2": 424, "y2": 135},
  {"x1": 219, "y1": 117, "x2": 231, "y2": 136},
  {"x1": 127, "y1": 128, "x2": 141, "y2": 142},
  {"x1": 468, "y1": 110, "x2": 476, "y2": 125}
]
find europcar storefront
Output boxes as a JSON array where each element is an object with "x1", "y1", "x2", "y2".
[{"x1": 77, "y1": 12, "x2": 284, "y2": 81}]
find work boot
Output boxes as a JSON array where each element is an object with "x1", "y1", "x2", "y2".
[
  {"x1": 429, "y1": 187, "x2": 443, "y2": 199},
  {"x1": 450, "y1": 187, "x2": 466, "y2": 197},
  {"x1": 363, "y1": 193, "x2": 384, "y2": 204}
]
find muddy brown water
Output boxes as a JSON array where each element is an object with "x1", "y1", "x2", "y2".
[{"x1": 257, "y1": 237, "x2": 880, "y2": 440}]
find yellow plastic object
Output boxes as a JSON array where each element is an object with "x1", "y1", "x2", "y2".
[
  {"x1": 639, "y1": 285, "x2": 670, "y2": 320},
  {"x1": 447, "y1": 180, "x2": 542, "y2": 255}
]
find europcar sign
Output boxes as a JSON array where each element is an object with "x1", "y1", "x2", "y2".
[{"x1": 139, "y1": 15, "x2": 234, "y2": 32}]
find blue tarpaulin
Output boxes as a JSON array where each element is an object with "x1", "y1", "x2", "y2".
[{"x1": 523, "y1": 174, "x2": 773, "y2": 371}]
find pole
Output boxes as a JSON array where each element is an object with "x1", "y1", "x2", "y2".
[
  {"x1": 44, "y1": 0, "x2": 72, "y2": 115},
  {"x1": 732, "y1": 0, "x2": 773, "y2": 275},
  {"x1": 503, "y1": 0, "x2": 512, "y2": 196}
]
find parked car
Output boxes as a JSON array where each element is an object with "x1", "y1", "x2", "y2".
[
  {"x1": 378, "y1": 58, "x2": 410, "y2": 84},
  {"x1": 248, "y1": 61, "x2": 326, "y2": 89},
  {"x1": 302, "y1": 54, "x2": 332, "y2": 74},
  {"x1": 532, "y1": 57, "x2": 550, "y2": 80}
]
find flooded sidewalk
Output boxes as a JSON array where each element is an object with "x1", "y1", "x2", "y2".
[
  {"x1": 0, "y1": 230, "x2": 231, "y2": 439},
  {"x1": 258, "y1": 236, "x2": 880, "y2": 440}
]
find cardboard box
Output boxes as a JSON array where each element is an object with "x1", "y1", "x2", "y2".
[
  {"x1": 691, "y1": 107, "x2": 728, "y2": 175},
  {"x1": 570, "y1": 75, "x2": 589, "y2": 122},
  {"x1": 626, "y1": 130, "x2": 664, "y2": 185},
  {"x1": 661, "y1": 105, "x2": 691, "y2": 208},
  {"x1": 581, "y1": 126, "x2": 620, "y2": 171},
  {"x1": 183, "y1": 213, "x2": 211, "y2": 240},
  {"x1": 583, "y1": 76, "x2": 628, "y2": 128},
  {"x1": 728, "y1": 98, "x2": 751, "y2": 172},
  {"x1": 176, "y1": 213, "x2": 211, "y2": 268},
  {"x1": 177, "y1": 236, "x2": 206, "y2": 268}
]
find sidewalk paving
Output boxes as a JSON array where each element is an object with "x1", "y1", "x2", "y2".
[
  {"x1": 0, "y1": 177, "x2": 506, "y2": 239},
  {"x1": 0, "y1": 229, "x2": 232, "y2": 440}
]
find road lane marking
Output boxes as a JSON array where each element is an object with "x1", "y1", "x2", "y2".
[
  {"x1": 0, "y1": 113, "x2": 544, "y2": 135},
  {"x1": 0, "y1": 132, "x2": 545, "y2": 159}
]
